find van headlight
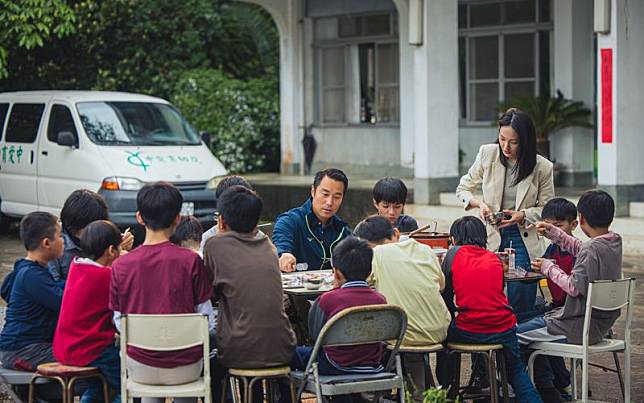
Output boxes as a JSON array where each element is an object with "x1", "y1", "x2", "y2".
[
  {"x1": 206, "y1": 175, "x2": 226, "y2": 190},
  {"x1": 101, "y1": 177, "x2": 144, "y2": 191}
]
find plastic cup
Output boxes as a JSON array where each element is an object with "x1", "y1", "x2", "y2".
[
  {"x1": 495, "y1": 252, "x2": 510, "y2": 272},
  {"x1": 295, "y1": 263, "x2": 308, "y2": 272}
]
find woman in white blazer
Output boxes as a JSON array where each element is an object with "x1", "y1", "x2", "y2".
[{"x1": 456, "y1": 108, "x2": 555, "y2": 320}]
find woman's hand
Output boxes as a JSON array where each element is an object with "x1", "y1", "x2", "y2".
[
  {"x1": 497, "y1": 210, "x2": 525, "y2": 229},
  {"x1": 469, "y1": 198, "x2": 492, "y2": 222}
]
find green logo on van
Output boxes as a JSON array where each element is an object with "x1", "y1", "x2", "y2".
[
  {"x1": 125, "y1": 150, "x2": 202, "y2": 172},
  {"x1": 1, "y1": 145, "x2": 24, "y2": 164},
  {"x1": 126, "y1": 151, "x2": 151, "y2": 172}
]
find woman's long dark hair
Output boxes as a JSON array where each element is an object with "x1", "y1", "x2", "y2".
[{"x1": 497, "y1": 108, "x2": 537, "y2": 186}]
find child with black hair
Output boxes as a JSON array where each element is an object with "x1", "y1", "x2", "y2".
[
  {"x1": 354, "y1": 215, "x2": 449, "y2": 397},
  {"x1": 518, "y1": 190, "x2": 622, "y2": 401},
  {"x1": 202, "y1": 186, "x2": 295, "y2": 402},
  {"x1": 199, "y1": 175, "x2": 268, "y2": 255},
  {"x1": 540, "y1": 198, "x2": 578, "y2": 308},
  {"x1": 533, "y1": 199, "x2": 577, "y2": 403},
  {"x1": 291, "y1": 236, "x2": 387, "y2": 375},
  {"x1": 171, "y1": 215, "x2": 204, "y2": 254},
  {"x1": 441, "y1": 216, "x2": 542, "y2": 403},
  {"x1": 0, "y1": 212, "x2": 64, "y2": 372},
  {"x1": 372, "y1": 177, "x2": 418, "y2": 233},
  {"x1": 54, "y1": 220, "x2": 122, "y2": 402},
  {"x1": 48, "y1": 189, "x2": 133, "y2": 281},
  {"x1": 109, "y1": 182, "x2": 214, "y2": 403}
]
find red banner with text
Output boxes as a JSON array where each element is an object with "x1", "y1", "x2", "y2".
[{"x1": 601, "y1": 48, "x2": 613, "y2": 144}]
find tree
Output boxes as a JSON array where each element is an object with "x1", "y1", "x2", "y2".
[{"x1": 0, "y1": 0, "x2": 76, "y2": 78}]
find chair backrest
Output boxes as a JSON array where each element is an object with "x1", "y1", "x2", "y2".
[
  {"x1": 122, "y1": 313, "x2": 208, "y2": 351},
  {"x1": 306, "y1": 304, "x2": 407, "y2": 372},
  {"x1": 120, "y1": 313, "x2": 210, "y2": 400},
  {"x1": 582, "y1": 278, "x2": 635, "y2": 347}
]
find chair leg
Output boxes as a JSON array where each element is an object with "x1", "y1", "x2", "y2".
[
  {"x1": 612, "y1": 351, "x2": 625, "y2": 400},
  {"x1": 288, "y1": 375, "x2": 297, "y2": 403},
  {"x1": 625, "y1": 345, "x2": 631, "y2": 403},
  {"x1": 570, "y1": 358, "x2": 577, "y2": 400},
  {"x1": 100, "y1": 373, "x2": 110, "y2": 403},
  {"x1": 496, "y1": 350, "x2": 509, "y2": 403},
  {"x1": 424, "y1": 352, "x2": 436, "y2": 389},
  {"x1": 483, "y1": 352, "x2": 498, "y2": 403},
  {"x1": 312, "y1": 364, "x2": 323, "y2": 403},
  {"x1": 447, "y1": 351, "x2": 461, "y2": 400},
  {"x1": 581, "y1": 357, "x2": 589, "y2": 403},
  {"x1": 395, "y1": 354, "x2": 405, "y2": 403},
  {"x1": 240, "y1": 377, "x2": 251, "y2": 403}
]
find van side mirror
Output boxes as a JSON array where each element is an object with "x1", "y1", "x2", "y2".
[
  {"x1": 200, "y1": 131, "x2": 211, "y2": 146},
  {"x1": 57, "y1": 131, "x2": 78, "y2": 148}
]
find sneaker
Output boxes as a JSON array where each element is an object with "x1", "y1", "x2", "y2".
[
  {"x1": 557, "y1": 385, "x2": 573, "y2": 401},
  {"x1": 465, "y1": 374, "x2": 490, "y2": 394}
]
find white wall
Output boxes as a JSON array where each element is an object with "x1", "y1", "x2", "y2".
[
  {"x1": 551, "y1": 0, "x2": 595, "y2": 181},
  {"x1": 311, "y1": 126, "x2": 400, "y2": 167},
  {"x1": 458, "y1": 126, "x2": 497, "y2": 171}
]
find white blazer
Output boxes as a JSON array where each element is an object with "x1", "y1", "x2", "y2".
[{"x1": 456, "y1": 144, "x2": 555, "y2": 256}]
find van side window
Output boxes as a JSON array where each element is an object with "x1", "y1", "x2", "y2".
[
  {"x1": 5, "y1": 103, "x2": 45, "y2": 143},
  {"x1": 0, "y1": 103, "x2": 8, "y2": 140},
  {"x1": 48, "y1": 105, "x2": 78, "y2": 143}
]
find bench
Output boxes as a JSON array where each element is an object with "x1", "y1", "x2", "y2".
[{"x1": 0, "y1": 368, "x2": 49, "y2": 403}]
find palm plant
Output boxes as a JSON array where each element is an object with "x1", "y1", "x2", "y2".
[{"x1": 498, "y1": 90, "x2": 593, "y2": 159}]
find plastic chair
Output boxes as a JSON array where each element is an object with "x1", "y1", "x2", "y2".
[
  {"x1": 28, "y1": 363, "x2": 109, "y2": 403},
  {"x1": 120, "y1": 314, "x2": 211, "y2": 403},
  {"x1": 447, "y1": 343, "x2": 509, "y2": 403},
  {"x1": 527, "y1": 278, "x2": 635, "y2": 403},
  {"x1": 291, "y1": 304, "x2": 408, "y2": 403}
]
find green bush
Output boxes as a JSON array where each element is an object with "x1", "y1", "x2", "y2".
[{"x1": 172, "y1": 68, "x2": 280, "y2": 173}]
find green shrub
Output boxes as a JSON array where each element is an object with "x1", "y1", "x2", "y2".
[{"x1": 172, "y1": 68, "x2": 280, "y2": 173}]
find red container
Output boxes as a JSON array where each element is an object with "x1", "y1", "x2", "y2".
[{"x1": 410, "y1": 232, "x2": 450, "y2": 249}]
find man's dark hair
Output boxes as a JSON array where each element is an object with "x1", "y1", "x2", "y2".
[
  {"x1": 542, "y1": 198, "x2": 578, "y2": 222},
  {"x1": 577, "y1": 189, "x2": 615, "y2": 228},
  {"x1": 170, "y1": 216, "x2": 204, "y2": 245},
  {"x1": 137, "y1": 182, "x2": 183, "y2": 230},
  {"x1": 218, "y1": 185, "x2": 263, "y2": 233},
  {"x1": 60, "y1": 189, "x2": 109, "y2": 236},
  {"x1": 80, "y1": 220, "x2": 122, "y2": 261},
  {"x1": 331, "y1": 236, "x2": 373, "y2": 282},
  {"x1": 313, "y1": 168, "x2": 349, "y2": 195},
  {"x1": 372, "y1": 177, "x2": 408, "y2": 204},
  {"x1": 450, "y1": 216, "x2": 488, "y2": 248},
  {"x1": 353, "y1": 215, "x2": 394, "y2": 244},
  {"x1": 20, "y1": 212, "x2": 58, "y2": 251},
  {"x1": 215, "y1": 175, "x2": 252, "y2": 198}
]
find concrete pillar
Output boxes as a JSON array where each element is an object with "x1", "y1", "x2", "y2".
[
  {"x1": 392, "y1": 0, "x2": 414, "y2": 170},
  {"x1": 412, "y1": 0, "x2": 460, "y2": 204},
  {"x1": 552, "y1": 0, "x2": 595, "y2": 187},
  {"x1": 242, "y1": 0, "x2": 304, "y2": 174},
  {"x1": 597, "y1": 0, "x2": 644, "y2": 215}
]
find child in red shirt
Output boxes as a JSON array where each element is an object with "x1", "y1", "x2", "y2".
[
  {"x1": 54, "y1": 220, "x2": 122, "y2": 402},
  {"x1": 442, "y1": 216, "x2": 541, "y2": 403}
]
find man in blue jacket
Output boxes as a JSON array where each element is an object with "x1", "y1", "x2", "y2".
[{"x1": 273, "y1": 168, "x2": 351, "y2": 272}]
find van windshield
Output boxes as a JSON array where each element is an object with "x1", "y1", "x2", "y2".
[{"x1": 76, "y1": 102, "x2": 201, "y2": 146}]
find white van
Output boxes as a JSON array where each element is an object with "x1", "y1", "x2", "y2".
[{"x1": 0, "y1": 91, "x2": 227, "y2": 232}]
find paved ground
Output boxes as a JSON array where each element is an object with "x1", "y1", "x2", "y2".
[{"x1": 0, "y1": 227, "x2": 642, "y2": 402}]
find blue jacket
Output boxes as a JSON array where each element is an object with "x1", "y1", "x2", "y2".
[
  {"x1": 0, "y1": 259, "x2": 63, "y2": 351},
  {"x1": 272, "y1": 198, "x2": 351, "y2": 270},
  {"x1": 48, "y1": 230, "x2": 82, "y2": 281}
]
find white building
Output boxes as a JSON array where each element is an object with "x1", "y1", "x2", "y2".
[{"x1": 242, "y1": 0, "x2": 644, "y2": 215}]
